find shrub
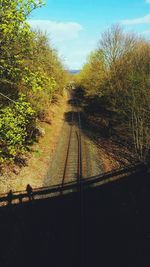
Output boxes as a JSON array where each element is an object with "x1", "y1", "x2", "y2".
[{"x1": 0, "y1": 95, "x2": 35, "y2": 162}]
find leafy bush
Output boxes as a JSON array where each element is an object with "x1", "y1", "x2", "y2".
[{"x1": 0, "y1": 95, "x2": 35, "y2": 162}]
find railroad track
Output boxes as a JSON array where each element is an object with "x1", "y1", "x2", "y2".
[{"x1": 61, "y1": 98, "x2": 82, "y2": 190}]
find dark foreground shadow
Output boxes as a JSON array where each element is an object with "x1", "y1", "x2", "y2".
[{"x1": 0, "y1": 169, "x2": 150, "y2": 267}]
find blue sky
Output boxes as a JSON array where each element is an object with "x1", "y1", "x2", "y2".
[{"x1": 28, "y1": 0, "x2": 150, "y2": 69}]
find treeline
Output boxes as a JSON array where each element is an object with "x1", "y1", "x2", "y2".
[
  {"x1": 0, "y1": 0, "x2": 68, "y2": 164},
  {"x1": 78, "y1": 24, "x2": 150, "y2": 162}
]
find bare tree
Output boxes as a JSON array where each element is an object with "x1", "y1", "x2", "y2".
[{"x1": 100, "y1": 24, "x2": 136, "y2": 68}]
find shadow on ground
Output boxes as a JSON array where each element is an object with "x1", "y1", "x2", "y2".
[
  {"x1": 0, "y1": 169, "x2": 150, "y2": 267},
  {"x1": 72, "y1": 89, "x2": 137, "y2": 166}
]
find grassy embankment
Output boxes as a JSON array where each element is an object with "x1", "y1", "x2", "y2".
[{"x1": 0, "y1": 92, "x2": 69, "y2": 193}]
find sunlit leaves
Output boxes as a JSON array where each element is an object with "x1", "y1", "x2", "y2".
[
  {"x1": 0, "y1": 0, "x2": 44, "y2": 80},
  {"x1": 0, "y1": 96, "x2": 35, "y2": 161},
  {"x1": 0, "y1": 0, "x2": 67, "y2": 164}
]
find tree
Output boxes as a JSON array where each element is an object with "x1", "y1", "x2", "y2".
[
  {"x1": 0, "y1": 0, "x2": 68, "y2": 164},
  {"x1": 100, "y1": 24, "x2": 136, "y2": 68},
  {"x1": 78, "y1": 50, "x2": 105, "y2": 96},
  {"x1": 78, "y1": 24, "x2": 150, "y2": 162},
  {"x1": 0, "y1": 0, "x2": 44, "y2": 90}
]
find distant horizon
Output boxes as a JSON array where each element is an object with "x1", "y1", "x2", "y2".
[
  {"x1": 29, "y1": 0, "x2": 150, "y2": 69},
  {"x1": 68, "y1": 69, "x2": 80, "y2": 71},
  {"x1": 68, "y1": 69, "x2": 81, "y2": 75}
]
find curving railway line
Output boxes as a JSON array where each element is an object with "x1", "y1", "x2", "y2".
[{"x1": 45, "y1": 92, "x2": 103, "y2": 189}]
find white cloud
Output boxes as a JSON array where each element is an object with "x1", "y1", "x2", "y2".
[
  {"x1": 122, "y1": 13, "x2": 150, "y2": 25},
  {"x1": 28, "y1": 20, "x2": 86, "y2": 69},
  {"x1": 56, "y1": 38, "x2": 97, "y2": 69},
  {"x1": 142, "y1": 30, "x2": 150, "y2": 34},
  {"x1": 28, "y1": 20, "x2": 83, "y2": 41},
  {"x1": 145, "y1": 0, "x2": 150, "y2": 3}
]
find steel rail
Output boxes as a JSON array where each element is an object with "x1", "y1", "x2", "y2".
[
  {"x1": 61, "y1": 97, "x2": 82, "y2": 192},
  {"x1": 75, "y1": 99, "x2": 82, "y2": 181},
  {"x1": 61, "y1": 112, "x2": 74, "y2": 188}
]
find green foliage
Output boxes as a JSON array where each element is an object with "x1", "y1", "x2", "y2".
[
  {"x1": 0, "y1": 96, "x2": 35, "y2": 162},
  {"x1": 0, "y1": 0, "x2": 44, "y2": 82},
  {"x1": 22, "y1": 67, "x2": 57, "y2": 94},
  {"x1": 0, "y1": 0, "x2": 68, "y2": 164},
  {"x1": 78, "y1": 50, "x2": 105, "y2": 96}
]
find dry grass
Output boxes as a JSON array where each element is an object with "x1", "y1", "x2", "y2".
[{"x1": 97, "y1": 137, "x2": 135, "y2": 172}]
